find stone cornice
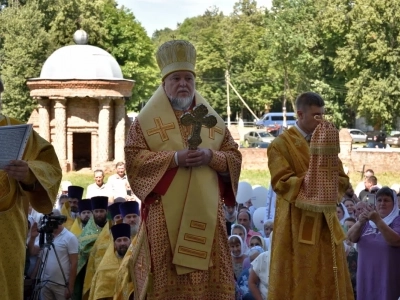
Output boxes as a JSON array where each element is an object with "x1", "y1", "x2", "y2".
[{"x1": 27, "y1": 79, "x2": 135, "y2": 98}]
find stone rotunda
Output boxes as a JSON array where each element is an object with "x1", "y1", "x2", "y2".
[{"x1": 27, "y1": 30, "x2": 135, "y2": 172}]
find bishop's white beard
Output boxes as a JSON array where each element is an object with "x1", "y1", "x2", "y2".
[
  {"x1": 130, "y1": 223, "x2": 139, "y2": 237},
  {"x1": 170, "y1": 96, "x2": 194, "y2": 111}
]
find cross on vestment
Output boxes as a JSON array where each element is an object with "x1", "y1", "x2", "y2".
[
  {"x1": 146, "y1": 117, "x2": 175, "y2": 141},
  {"x1": 137, "y1": 256, "x2": 144, "y2": 280},
  {"x1": 180, "y1": 104, "x2": 217, "y2": 150},
  {"x1": 205, "y1": 125, "x2": 223, "y2": 140},
  {"x1": 319, "y1": 157, "x2": 336, "y2": 181}
]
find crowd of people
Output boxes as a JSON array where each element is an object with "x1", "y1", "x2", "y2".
[
  {"x1": 226, "y1": 165, "x2": 400, "y2": 299},
  {"x1": 2, "y1": 39, "x2": 400, "y2": 300},
  {"x1": 24, "y1": 162, "x2": 141, "y2": 300}
]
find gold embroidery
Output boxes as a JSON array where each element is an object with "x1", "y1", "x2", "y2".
[
  {"x1": 206, "y1": 126, "x2": 223, "y2": 140},
  {"x1": 184, "y1": 233, "x2": 206, "y2": 244},
  {"x1": 319, "y1": 157, "x2": 335, "y2": 181},
  {"x1": 177, "y1": 246, "x2": 207, "y2": 259},
  {"x1": 294, "y1": 137, "x2": 303, "y2": 147},
  {"x1": 137, "y1": 256, "x2": 145, "y2": 280},
  {"x1": 146, "y1": 117, "x2": 175, "y2": 141},
  {"x1": 190, "y1": 220, "x2": 207, "y2": 230}
]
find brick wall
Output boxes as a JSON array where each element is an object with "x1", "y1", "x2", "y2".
[{"x1": 239, "y1": 147, "x2": 400, "y2": 173}]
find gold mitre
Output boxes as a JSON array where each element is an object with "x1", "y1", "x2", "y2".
[{"x1": 156, "y1": 40, "x2": 196, "y2": 80}]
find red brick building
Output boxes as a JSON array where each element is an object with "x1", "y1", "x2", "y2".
[{"x1": 27, "y1": 30, "x2": 135, "y2": 172}]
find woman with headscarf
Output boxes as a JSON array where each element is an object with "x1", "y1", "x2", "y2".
[
  {"x1": 224, "y1": 204, "x2": 237, "y2": 236},
  {"x1": 228, "y1": 235, "x2": 248, "y2": 280},
  {"x1": 231, "y1": 224, "x2": 250, "y2": 254},
  {"x1": 347, "y1": 186, "x2": 400, "y2": 300},
  {"x1": 248, "y1": 232, "x2": 273, "y2": 300},
  {"x1": 242, "y1": 236, "x2": 267, "y2": 271},
  {"x1": 336, "y1": 202, "x2": 351, "y2": 225},
  {"x1": 237, "y1": 246, "x2": 265, "y2": 300},
  {"x1": 343, "y1": 198, "x2": 356, "y2": 218}
]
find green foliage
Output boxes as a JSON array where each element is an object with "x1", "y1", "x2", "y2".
[
  {"x1": 333, "y1": 0, "x2": 400, "y2": 131},
  {"x1": 1, "y1": 0, "x2": 400, "y2": 128},
  {"x1": 0, "y1": 0, "x2": 159, "y2": 117},
  {"x1": 0, "y1": 1, "x2": 51, "y2": 120},
  {"x1": 98, "y1": 1, "x2": 159, "y2": 111}
]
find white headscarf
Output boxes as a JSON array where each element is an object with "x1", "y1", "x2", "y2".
[
  {"x1": 338, "y1": 202, "x2": 350, "y2": 225},
  {"x1": 231, "y1": 223, "x2": 250, "y2": 254},
  {"x1": 249, "y1": 235, "x2": 267, "y2": 251},
  {"x1": 224, "y1": 205, "x2": 237, "y2": 223},
  {"x1": 228, "y1": 235, "x2": 246, "y2": 258},
  {"x1": 369, "y1": 188, "x2": 399, "y2": 228}
]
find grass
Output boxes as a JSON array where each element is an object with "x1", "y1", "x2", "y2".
[{"x1": 62, "y1": 169, "x2": 400, "y2": 196}]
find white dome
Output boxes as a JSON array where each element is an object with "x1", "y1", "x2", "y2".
[{"x1": 39, "y1": 44, "x2": 123, "y2": 80}]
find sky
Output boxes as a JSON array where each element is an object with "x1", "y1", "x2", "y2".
[{"x1": 117, "y1": 0, "x2": 272, "y2": 37}]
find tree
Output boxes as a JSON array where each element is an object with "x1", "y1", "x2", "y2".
[
  {"x1": 99, "y1": 0, "x2": 159, "y2": 111},
  {"x1": 0, "y1": 1, "x2": 51, "y2": 121},
  {"x1": 334, "y1": 0, "x2": 400, "y2": 131}
]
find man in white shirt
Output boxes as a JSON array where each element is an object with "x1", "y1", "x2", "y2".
[
  {"x1": 86, "y1": 169, "x2": 111, "y2": 199},
  {"x1": 107, "y1": 162, "x2": 130, "y2": 200},
  {"x1": 32, "y1": 209, "x2": 79, "y2": 300},
  {"x1": 354, "y1": 168, "x2": 381, "y2": 197}
]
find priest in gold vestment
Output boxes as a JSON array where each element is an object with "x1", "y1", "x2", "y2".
[
  {"x1": 124, "y1": 40, "x2": 242, "y2": 300},
  {"x1": 0, "y1": 77, "x2": 61, "y2": 300},
  {"x1": 267, "y1": 92, "x2": 354, "y2": 300},
  {"x1": 89, "y1": 223, "x2": 131, "y2": 300}
]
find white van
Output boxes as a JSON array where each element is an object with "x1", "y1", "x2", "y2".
[{"x1": 255, "y1": 112, "x2": 296, "y2": 128}]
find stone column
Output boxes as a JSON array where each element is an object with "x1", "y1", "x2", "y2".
[
  {"x1": 91, "y1": 131, "x2": 98, "y2": 169},
  {"x1": 53, "y1": 98, "x2": 67, "y2": 170},
  {"x1": 98, "y1": 98, "x2": 111, "y2": 162},
  {"x1": 37, "y1": 98, "x2": 50, "y2": 141},
  {"x1": 114, "y1": 98, "x2": 126, "y2": 162},
  {"x1": 67, "y1": 132, "x2": 73, "y2": 171}
]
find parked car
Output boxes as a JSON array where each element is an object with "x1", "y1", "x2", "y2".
[
  {"x1": 347, "y1": 129, "x2": 368, "y2": 143},
  {"x1": 366, "y1": 131, "x2": 387, "y2": 143},
  {"x1": 363, "y1": 142, "x2": 386, "y2": 149},
  {"x1": 244, "y1": 130, "x2": 275, "y2": 147},
  {"x1": 390, "y1": 130, "x2": 400, "y2": 136},
  {"x1": 385, "y1": 134, "x2": 400, "y2": 147},
  {"x1": 248, "y1": 142, "x2": 270, "y2": 148},
  {"x1": 255, "y1": 112, "x2": 296, "y2": 128}
]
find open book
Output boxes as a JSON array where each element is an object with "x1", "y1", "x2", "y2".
[{"x1": 0, "y1": 124, "x2": 32, "y2": 169}]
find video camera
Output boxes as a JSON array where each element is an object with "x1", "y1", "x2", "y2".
[{"x1": 38, "y1": 213, "x2": 67, "y2": 234}]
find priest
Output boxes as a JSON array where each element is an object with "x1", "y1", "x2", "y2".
[{"x1": 0, "y1": 78, "x2": 62, "y2": 300}]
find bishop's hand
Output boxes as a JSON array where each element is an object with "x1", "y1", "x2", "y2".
[{"x1": 176, "y1": 148, "x2": 213, "y2": 167}]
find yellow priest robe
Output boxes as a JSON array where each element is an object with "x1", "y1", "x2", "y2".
[
  {"x1": 0, "y1": 115, "x2": 61, "y2": 300},
  {"x1": 61, "y1": 200, "x2": 75, "y2": 230},
  {"x1": 114, "y1": 236, "x2": 137, "y2": 300},
  {"x1": 83, "y1": 221, "x2": 112, "y2": 299},
  {"x1": 89, "y1": 242, "x2": 122, "y2": 300},
  {"x1": 124, "y1": 87, "x2": 242, "y2": 300},
  {"x1": 71, "y1": 217, "x2": 83, "y2": 237},
  {"x1": 267, "y1": 126, "x2": 354, "y2": 300},
  {"x1": 75, "y1": 217, "x2": 103, "y2": 300}
]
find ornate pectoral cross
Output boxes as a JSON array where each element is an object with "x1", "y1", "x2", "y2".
[{"x1": 180, "y1": 104, "x2": 217, "y2": 150}]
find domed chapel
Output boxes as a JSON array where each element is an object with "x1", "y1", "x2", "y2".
[{"x1": 27, "y1": 30, "x2": 135, "y2": 172}]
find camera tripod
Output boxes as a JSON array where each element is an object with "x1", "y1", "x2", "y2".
[{"x1": 30, "y1": 232, "x2": 72, "y2": 300}]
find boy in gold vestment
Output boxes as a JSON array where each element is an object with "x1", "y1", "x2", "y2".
[{"x1": 267, "y1": 92, "x2": 354, "y2": 300}]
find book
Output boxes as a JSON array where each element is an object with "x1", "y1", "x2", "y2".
[{"x1": 0, "y1": 123, "x2": 32, "y2": 169}]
